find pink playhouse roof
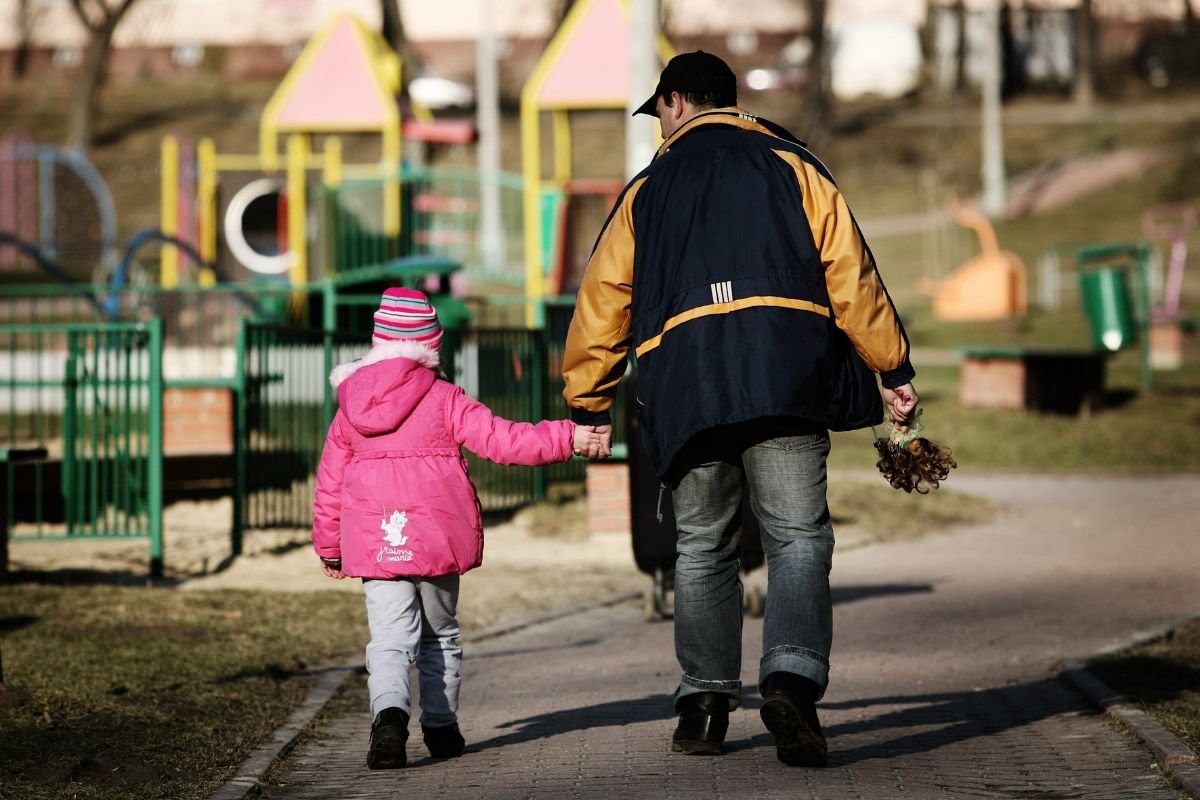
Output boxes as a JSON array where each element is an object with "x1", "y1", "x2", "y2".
[
  {"x1": 536, "y1": 0, "x2": 635, "y2": 108},
  {"x1": 271, "y1": 15, "x2": 395, "y2": 129}
]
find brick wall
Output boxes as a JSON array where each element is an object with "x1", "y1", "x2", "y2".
[
  {"x1": 163, "y1": 387, "x2": 233, "y2": 455},
  {"x1": 960, "y1": 357, "x2": 1027, "y2": 410},
  {"x1": 585, "y1": 462, "x2": 630, "y2": 538}
]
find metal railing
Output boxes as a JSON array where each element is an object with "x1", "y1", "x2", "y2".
[
  {"x1": 1, "y1": 320, "x2": 163, "y2": 576},
  {"x1": 320, "y1": 167, "x2": 528, "y2": 288}
]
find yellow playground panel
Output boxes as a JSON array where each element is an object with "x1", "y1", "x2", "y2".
[
  {"x1": 520, "y1": 0, "x2": 673, "y2": 321},
  {"x1": 160, "y1": 12, "x2": 420, "y2": 289}
]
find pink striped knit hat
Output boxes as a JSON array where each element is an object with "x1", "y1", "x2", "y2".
[{"x1": 372, "y1": 288, "x2": 443, "y2": 347}]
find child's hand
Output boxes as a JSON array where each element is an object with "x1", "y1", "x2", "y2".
[
  {"x1": 573, "y1": 424, "x2": 612, "y2": 459},
  {"x1": 320, "y1": 557, "x2": 345, "y2": 580}
]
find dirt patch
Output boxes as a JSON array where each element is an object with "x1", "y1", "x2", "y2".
[
  {"x1": 5, "y1": 489, "x2": 918, "y2": 633},
  {"x1": 5, "y1": 497, "x2": 648, "y2": 633}
]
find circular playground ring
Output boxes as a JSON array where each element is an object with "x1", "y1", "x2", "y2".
[{"x1": 224, "y1": 178, "x2": 292, "y2": 276}]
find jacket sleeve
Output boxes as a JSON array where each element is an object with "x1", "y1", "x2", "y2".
[
  {"x1": 447, "y1": 385, "x2": 574, "y2": 465},
  {"x1": 311, "y1": 412, "x2": 352, "y2": 560},
  {"x1": 781, "y1": 151, "x2": 914, "y2": 388},
  {"x1": 561, "y1": 178, "x2": 643, "y2": 425}
]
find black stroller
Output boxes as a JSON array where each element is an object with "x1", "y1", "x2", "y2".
[{"x1": 626, "y1": 372, "x2": 766, "y2": 622}]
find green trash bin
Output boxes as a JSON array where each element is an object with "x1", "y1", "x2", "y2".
[{"x1": 1079, "y1": 267, "x2": 1135, "y2": 352}]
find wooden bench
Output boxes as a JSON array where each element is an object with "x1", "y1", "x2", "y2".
[
  {"x1": 0, "y1": 447, "x2": 48, "y2": 577},
  {"x1": 960, "y1": 347, "x2": 1109, "y2": 417}
]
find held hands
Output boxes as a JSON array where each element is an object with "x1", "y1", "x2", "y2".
[
  {"x1": 881, "y1": 382, "x2": 919, "y2": 431},
  {"x1": 573, "y1": 424, "x2": 613, "y2": 460}
]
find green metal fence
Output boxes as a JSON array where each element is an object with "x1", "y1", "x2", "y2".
[
  {"x1": 320, "y1": 167, "x2": 527, "y2": 288},
  {"x1": 233, "y1": 316, "x2": 628, "y2": 539},
  {"x1": 1, "y1": 320, "x2": 163, "y2": 576},
  {"x1": 233, "y1": 321, "x2": 360, "y2": 551}
]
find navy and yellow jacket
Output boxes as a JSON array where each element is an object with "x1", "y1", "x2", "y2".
[{"x1": 562, "y1": 109, "x2": 914, "y2": 477}]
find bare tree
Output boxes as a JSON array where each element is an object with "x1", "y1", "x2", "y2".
[
  {"x1": 381, "y1": 0, "x2": 422, "y2": 91},
  {"x1": 1072, "y1": 0, "x2": 1097, "y2": 105},
  {"x1": 953, "y1": 0, "x2": 968, "y2": 94},
  {"x1": 15, "y1": 0, "x2": 34, "y2": 78},
  {"x1": 65, "y1": 0, "x2": 139, "y2": 151},
  {"x1": 800, "y1": 0, "x2": 830, "y2": 145},
  {"x1": 552, "y1": 0, "x2": 578, "y2": 28}
]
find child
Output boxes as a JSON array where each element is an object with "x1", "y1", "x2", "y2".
[{"x1": 311, "y1": 287, "x2": 597, "y2": 769}]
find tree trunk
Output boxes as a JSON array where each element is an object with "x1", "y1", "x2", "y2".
[
  {"x1": 954, "y1": 0, "x2": 967, "y2": 94},
  {"x1": 801, "y1": 0, "x2": 830, "y2": 146},
  {"x1": 381, "y1": 0, "x2": 420, "y2": 88},
  {"x1": 1072, "y1": 0, "x2": 1096, "y2": 105},
  {"x1": 552, "y1": 0, "x2": 577, "y2": 28},
  {"x1": 14, "y1": 0, "x2": 32, "y2": 78},
  {"x1": 64, "y1": 0, "x2": 138, "y2": 152}
]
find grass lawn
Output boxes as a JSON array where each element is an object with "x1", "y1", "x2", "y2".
[
  {"x1": 0, "y1": 586, "x2": 367, "y2": 800},
  {"x1": 830, "y1": 353, "x2": 1200, "y2": 473},
  {"x1": 1088, "y1": 616, "x2": 1200, "y2": 755}
]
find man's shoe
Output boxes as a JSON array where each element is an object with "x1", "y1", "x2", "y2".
[
  {"x1": 422, "y1": 723, "x2": 466, "y2": 758},
  {"x1": 367, "y1": 707, "x2": 409, "y2": 769},
  {"x1": 759, "y1": 672, "x2": 828, "y2": 767},
  {"x1": 671, "y1": 691, "x2": 729, "y2": 755}
]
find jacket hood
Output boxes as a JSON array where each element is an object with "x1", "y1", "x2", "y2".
[{"x1": 330, "y1": 340, "x2": 441, "y2": 436}]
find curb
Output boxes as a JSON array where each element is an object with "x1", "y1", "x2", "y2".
[
  {"x1": 205, "y1": 589, "x2": 641, "y2": 799},
  {"x1": 1061, "y1": 615, "x2": 1200, "y2": 800}
]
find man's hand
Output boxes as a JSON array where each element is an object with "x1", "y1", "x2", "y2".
[
  {"x1": 573, "y1": 424, "x2": 613, "y2": 459},
  {"x1": 881, "y1": 382, "x2": 919, "y2": 431}
]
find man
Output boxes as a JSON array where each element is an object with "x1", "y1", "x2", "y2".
[{"x1": 563, "y1": 51, "x2": 918, "y2": 767}]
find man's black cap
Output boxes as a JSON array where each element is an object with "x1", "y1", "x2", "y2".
[{"x1": 632, "y1": 50, "x2": 737, "y2": 117}]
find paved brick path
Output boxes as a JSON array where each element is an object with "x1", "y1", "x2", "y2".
[{"x1": 259, "y1": 475, "x2": 1199, "y2": 799}]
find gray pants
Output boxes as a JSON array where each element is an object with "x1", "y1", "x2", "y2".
[{"x1": 363, "y1": 574, "x2": 462, "y2": 726}]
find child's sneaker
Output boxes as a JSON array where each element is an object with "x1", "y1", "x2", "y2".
[
  {"x1": 422, "y1": 723, "x2": 465, "y2": 758},
  {"x1": 367, "y1": 707, "x2": 409, "y2": 769}
]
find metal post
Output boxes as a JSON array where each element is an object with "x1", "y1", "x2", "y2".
[
  {"x1": 980, "y1": 0, "x2": 1006, "y2": 217},
  {"x1": 232, "y1": 320, "x2": 246, "y2": 556},
  {"x1": 147, "y1": 318, "x2": 164, "y2": 579},
  {"x1": 476, "y1": 0, "x2": 505, "y2": 273},
  {"x1": 626, "y1": 0, "x2": 660, "y2": 180}
]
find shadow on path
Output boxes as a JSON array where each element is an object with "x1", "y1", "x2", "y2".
[
  {"x1": 821, "y1": 679, "x2": 1096, "y2": 766},
  {"x1": 466, "y1": 675, "x2": 1111, "y2": 766}
]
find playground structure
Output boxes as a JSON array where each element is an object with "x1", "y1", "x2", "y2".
[
  {"x1": 520, "y1": 0, "x2": 673, "y2": 321},
  {"x1": 1, "y1": 6, "x2": 661, "y2": 576},
  {"x1": 929, "y1": 204, "x2": 1028, "y2": 322}
]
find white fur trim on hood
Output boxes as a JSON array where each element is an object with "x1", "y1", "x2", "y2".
[{"x1": 329, "y1": 339, "x2": 441, "y2": 388}]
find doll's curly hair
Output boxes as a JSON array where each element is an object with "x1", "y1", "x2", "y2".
[{"x1": 875, "y1": 437, "x2": 957, "y2": 494}]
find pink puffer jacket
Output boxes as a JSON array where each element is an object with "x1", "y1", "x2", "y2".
[{"x1": 311, "y1": 340, "x2": 574, "y2": 579}]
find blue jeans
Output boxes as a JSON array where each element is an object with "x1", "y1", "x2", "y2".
[{"x1": 671, "y1": 422, "x2": 834, "y2": 711}]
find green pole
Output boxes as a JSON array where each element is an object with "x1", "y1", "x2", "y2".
[
  {"x1": 1136, "y1": 242, "x2": 1153, "y2": 390},
  {"x1": 532, "y1": 328, "x2": 547, "y2": 502},
  {"x1": 147, "y1": 318, "x2": 164, "y2": 579},
  {"x1": 322, "y1": 281, "x2": 336, "y2": 425},
  {"x1": 63, "y1": 335, "x2": 77, "y2": 529},
  {"x1": 232, "y1": 319, "x2": 247, "y2": 556}
]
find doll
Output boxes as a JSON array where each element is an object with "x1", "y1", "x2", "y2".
[{"x1": 874, "y1": 408, "x2": 957, "y2": 494}]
